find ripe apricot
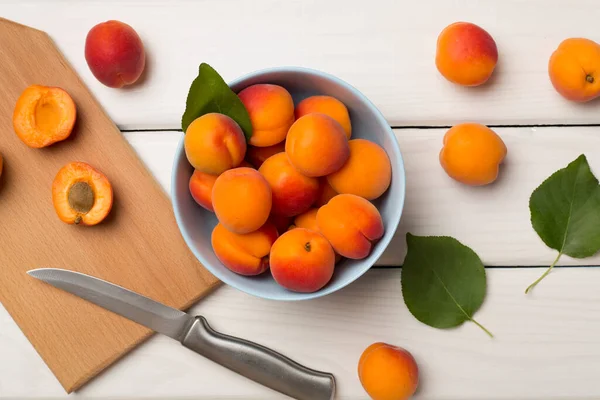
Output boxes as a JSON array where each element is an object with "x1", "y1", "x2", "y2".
[
  {"x1": 293, "y1": 208, "x2": 319, "y2": 232},
  {"x1": 317, "y1": 194, "x2": 384, "y2": 259},
  {"x1": 270, "y1": 228, "x2": 335, "y2": 293},
  {"x1": 85, "y1": 20, "x2": 145, "y2": 88},
  {"x1": 314, "y1": 178, "x2": 338, "y2": 207},
  {"x1": 286, "y1": 113, "x2": 349, "y2": 177},
  {"x1": 13, "y1": 85, "x2": 76, "y2": 148},
  {"x1": 436, "y1": 22, "x2": 498, "y2": 86},
  {"x1": 295, "y1": 95, "x2": 352, "y2": 138},
  {"x1": 259, "y1": 153, "x2": 319, "y2": 217},
  {"x1": 189, "y1": 169, "x2": 217, "y2": 212},
  {"x1": 238, "y1": 84, "x2": 294, "y2": 147},
  {"x1": 52, "y1": 162, "x2": 113, "y2": 226},
  {"x1": 246, "y1": 141, "x2": 286, "y2": 168},
  {"x1": 358, "y1": 342, "x2": 419, "y2": 400},
  {"x1": 327, "y1": 139, "x2": 392, "y2": 200},
  {"x1": 440, "y1": 123, "x2": 507, "y2": 186},
  {"x1": 212, "y1": 167, "x2": 272, "y2": 234},
  {"x1": 184, "y1": 113, "x2": 247, "y2": 175},
  {"x1": 211, "y1": 222, "x2": 278, "y2": 276},
  {"x1": 549, "y1": 38, "x2": 600, "y2": 102}
]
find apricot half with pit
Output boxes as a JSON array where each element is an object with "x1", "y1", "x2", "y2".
[
  {"x1": 13, "y1": 85, "x2": 76, "y2": 148},
  {"x1": 52, "y1": 162, "x2": 113, "y2": 226}
]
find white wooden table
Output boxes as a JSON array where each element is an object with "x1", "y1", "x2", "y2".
[{"x1": 2, "y1": 1, "x2": 600, "y2": 399}]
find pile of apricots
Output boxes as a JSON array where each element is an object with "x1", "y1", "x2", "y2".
[
  {"x1": 1, "y1": 20, "x2": 145, "y2": 225},
  {"x1": 184, "y1": 85, "x2": 392, "y2": 293}
]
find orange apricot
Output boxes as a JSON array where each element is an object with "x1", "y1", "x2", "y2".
[
  {"x1": 293, "y1": 208, "x2": 319, "y2": 232},
  {"x1": 327, "y1": 139, "x2": 392, "y2": 200},
  {"x1": 259, "y1": 153, "x2": 319, "y2": 217},
  {"x1": 246, "y1": 141, "x2": 286, "y2": 168},
  {"x1": 549, "y1": 38, "x2": 600, "y2": 102},
  {"x1": 13, "y1": 85, "x2": 76, "y2": 149},
  {"x1": 286, "y1": 113, "x2": 350, "y2": 177},
  {"x1": 184, "y1": 113, "x2": 247, "y2": 175},
  {"x1": 189, "y1": 169, "x2": 217, "y2": 212},
  {"x1": 317, "y1": 194, "x2": 384, "y2": 259},
  {"x1": 314, "y1": 178, "x2": 338, "y2": 207},
  {"x1": 295, "y1": 95, "x2": 352, "y2": 138},
  {"x1": 85, "y1": 20, "x2": 145, "y2": 88},
  {"x1": 270, "y1": 228, "x2": 335, "y2": 293},
  {"x1": 52, "y1": 162, "x2": 113, "y2": 226},
  {"x1": 436, "y1": 22, "x2": 498, "y2": 86},
  {"x1": 439, "y1": 123, "x2": 507, "y2": 186},
  {"x1": 358, "y1": 342, "x2": 419, "y2": 400},
  {"x1": 211, "y1": 222, "x2": 278, "y2": 276},
  {"x1": 212, "y1": 167, "x2": 272, "y2": 234},
  {"x1": 238, "y1": 84, "x2": 295, "y2": 147}
]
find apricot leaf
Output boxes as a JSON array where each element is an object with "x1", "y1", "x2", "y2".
[
  {"x1": 181, "y1": 63, "x2": 252, "y2": 140},
  {"x1": 526, "y1": 154, "x2": 600, "y2": 293},
  {"x1": 401, "y1": 233, "x2": 492, "y2": 337}
]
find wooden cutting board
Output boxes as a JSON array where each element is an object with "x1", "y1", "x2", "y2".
[{"x1": 0, "y1": 18, "x2": 220, "y2": 392}]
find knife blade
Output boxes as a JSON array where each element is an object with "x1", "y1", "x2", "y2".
[{"x1": 28, "y1": 268, "x2": 335, "y2": 400}]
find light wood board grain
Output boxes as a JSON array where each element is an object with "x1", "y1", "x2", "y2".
[
  {"x1": 3, "y1": 0, "x2": 600, "y2": 129},
  {"x1": 3, "y1": 267, "x2": 600, "y2": 399},
  {"x1": 123, "y1": 128, "x2": 600, "y2": 267},
  {"x1": 0, "y1": 18, "x2": 219, "y2": 393}
]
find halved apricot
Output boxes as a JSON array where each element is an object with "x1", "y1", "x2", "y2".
[
  {"x1": 13, "y1": 85, "x2": 77, "y2": 148},
  {"x1": 52, "y1": 162, "x2": 113, "y2": 226}
]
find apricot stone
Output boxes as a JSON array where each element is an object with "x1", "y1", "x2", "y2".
[
  {"x1": 358, "y1": 342, "x2": 419, "y2": 400},
  {"x1": 295, "y1": 95, "x2": 352, "y2": 138},
  {"x1": 184, "y1": 113, "x2": 247, "y2": 175},
  {"x1": 286, "y1": 113, "x2": 349, "y2": 177},
  {"x1": 212, "y1": 167, "x2": 272, "y2": 234},
  {"x1": 259, "y1": 153, "x2": 319, "y2": 217},
  {"x1": 436, "y1": 22, "x2": 498, "y2": 86},
  {"x1": 238, "y1": 84, "x2": 294, "y2": 147},
  {"x1": 549, "y1": 38, "x2": 600, "y2": 102},
  {"x1": 211, "y1": 222, "x2": 278, "y2": 276},
  {"x1": 85, "y1": 20, "x2": 145, "y2": 88},
  {"x1": 270, "y1": 228, "x2": 335, "y2": 293},
  {"x1": 327, "y1": 139, "x2": 392, "y2": 200},
  {"x1": 317, "y1": 194, "x2": 384, "y2": 259}
]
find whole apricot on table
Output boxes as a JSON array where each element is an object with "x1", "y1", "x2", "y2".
[
  {"x1": 246, "y1": 141, "x2": 286, "y2": 169},
  {"x1": 259, "y1": 153, "x2": 319, "y2": 217},
  {"x1": 184, "y1": 113, "x2": 247, "y2": 175},
  {"x1": 189, "y1": 169, "x2": 217, "y2": 212},
  {"x1": 286, "y1": 113, "x2": 350, "y2": 177},
  {"x1": 314, "y1": 178, "x2": 338, "y2": 207},
  {"x1": 13, "y1": 85, "x2": 76, "y2": 148},
  {"x1": 295, "y1": 95, "x2": 352, "y2": 138},
  {"x1": 238, "y1": 84, "x2": 295, "y2": 147},
  {"x1": 52, "y1": 162, "x2": 113, "y2": 226},
  {"x1": 327, "y1": 139, "x2": 392, "y2": 200},
  {"x1": 440, "y1": 123, "x2": 507, "y2": 186},
  {"x1": 211, "y1": 222, "x2": 278, "y2": 276},
  {"x1": 549, "y1": 38, "x2": 600, "y2": 102},
  {"x1": 270, "y1": 228, "x2": 335, "y2": 293},
  {"x1": 436, "y1": 22, "x2": 498, "y2": 86},
  {"x1": 85, "y1": 20, "x2": 145, "y2": 88},
  {"x1": 317, "y1": 194, "x2": 384, "y2": 259},
  {"x1": 212, "y1": 167, "x2": 272, "y2": 234},
  {"x1": 358, "y1": 342, "x2": 419, "y2": 400}
]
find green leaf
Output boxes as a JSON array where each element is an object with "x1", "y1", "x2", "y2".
[
  {"x1": 181, "y1": 63, "x2": 253, "y2": 140},
  {"x1": 526, "y1": 154, "x2": 600, "y2": 293},
  {"x1": 401, "y1": 233, "x2": 492, "y2": 337}
]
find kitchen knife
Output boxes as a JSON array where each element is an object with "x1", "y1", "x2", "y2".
[{"x1": 27, "y1": 268, "x2": 335, "y2": 400}]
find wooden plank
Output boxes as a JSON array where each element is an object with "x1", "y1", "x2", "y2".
[
  {"x1": 0, "y1": 18, "x2": 218, "y2": 393},
  {"x1": 122, "y1": 127, "x2": 600, "y2": 266},
  {"x1": 3, "y1": 0, "x2": 600, "y2": 129},
  {"x1": 3, "y1": 267, "x2": 600, "y2": 399}
]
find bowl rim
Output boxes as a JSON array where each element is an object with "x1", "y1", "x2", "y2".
[{"x1": 171, "y1": 65, "x2": 406, "y2": 301}]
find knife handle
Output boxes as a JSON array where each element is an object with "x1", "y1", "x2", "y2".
[{"x1": 181, "y1": 316, "x2": 335, "y2": 400}]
